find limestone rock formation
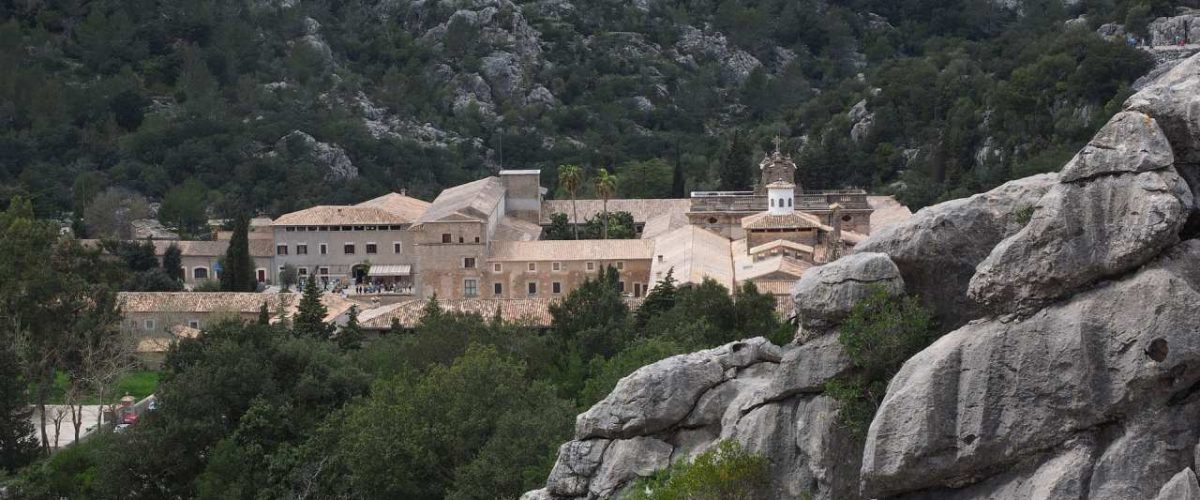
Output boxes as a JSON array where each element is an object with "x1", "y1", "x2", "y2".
[
  {"x1": 275, "y1": 130, "x2": 358, "y2": 181},
  {"x1": 1153, "y1": 468, "x2": 1200, "y2": 500},
  {"x1": 856, "y1": 173, "x2": 1057, "y2": 328},
  {"x1": 790, "y1": 252, "x2": 903, "y2": 336},
  {"x1": 528, "y1": 51, "x2": 1200, "y2": 500}
]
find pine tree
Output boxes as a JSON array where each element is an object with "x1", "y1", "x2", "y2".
[
  {"x1": 163, "y1": 243, "x2": 183, "y2": 282},
  {"x1": 293, "y1": 276, "x2": 330, "y2": 340},
  {"x1": 672, "y1": 139, "x2": 686, "y2": 198},
  {"x1": 418, "y1": 293, "x2": 442, "y2": 326},
  {"x1": 718, "y1": 129, "x2": 753, "y2": 190},
  {"x1": 338, "y1": 306, "x2": 364, "y2": 350},
  {"x1": 389, "y1": 317, "x2": 403, "y2": 335},
  {"x1": 637, "y1": 267, "x2": 678, "y2": 327},
  {"x1": 220, "y1": 215, "x2": 255, "y2": 292},
  {"x1": 0, "y1": 339, "x2": 38, "y2": 472},
  {"x1": 258, "y1": 301, "x2": 270, "y2": 325}
]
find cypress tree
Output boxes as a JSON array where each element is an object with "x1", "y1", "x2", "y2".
[
  {"x1": 257, "y1": 301, "x2": 270, "y2": 325},
  {"x1": 163, "y1": 243, "x2": 183, "y2": 282},
  {"x1": 718, "y1": 129, "x2": 752, "y2": 191},
  {"x1": 220, "y1": 215, "x2": 255, "y2": 292},
  {"x1": 637, "y1": 267, "x2": 678, "y2": 327},
  {"x1": 0, "y1": 338, "x2": 39, "y2": 471},
  {"x1": 338, "y1": 305, "x2": 364, "y2": 350},
  {"x1": 293, "y1": 276, "x2": 330, "y2": 340}
]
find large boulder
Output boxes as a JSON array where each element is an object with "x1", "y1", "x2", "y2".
[
  {"x1": 791, "y1": 252, "x2": 903, "y2": 335},
  {"x1": 862, "y1": 241, "x2": 1200, "y2": 497},
  {"x1": 968, "y1": 168, "x2": 1190, "y2": 315},
  {"x1": 1058, "y1": 111, "x2": 1173, "y2": 182},
  {"x1": 855, "y1": 174, "x2": 1057, "y2": 328},
  {"x1": 1153, "y1": 468, "x2": 1200, "y2": 500},
  {"x1": 587, "y1": 437, "x2": 673, "y2": 497},
  {"x1": 1126, "y1": 49, "x2": 1200, "y2": 163},
  {"x1": 575, "y1": 337, "x2": 780, "y2": 440},
  {"x1": 892, "y1": 436, "x2": 1096, "y2": 500}
]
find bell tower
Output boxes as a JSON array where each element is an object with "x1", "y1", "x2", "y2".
[{"x1": 756, "y1": 136, "x2": 802, "y2": 195}]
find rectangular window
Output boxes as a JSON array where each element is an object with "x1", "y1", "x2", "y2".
[
  {"x1": 393, "y1": 242, "x2": 402, "y2": 253},
  {"x1": 320, "y1": 244, "x2": 328, "y2": 255},
  {"x1": 296, "y1": 244, "x2": 308, "y2": 255},
  {"x1": 494, "y1": 282, "x2": 503, "y2": 295},
  {"x1": 552, "y1": 262, "x2": 562, "y2": 272},
  {"x1": 188, "y1": 320, "x2": 200, "y2": 329},
  {"x1": 298, "y1": 267, "x2": 308, "y2": 276},
  {"x1": 344, "y1": 243, "x2": 356, "y2": 255},
  {"x1": 587, "y1": 262, "x2": 595, "y2": 271},
  {"x1": 464, "y1": 279, "x2": 479, "y2": 297},
  {"x1": 552, "y1": 282, "x2": 562, "y2": 294},
  {"x1": 319, "y1": 267, "x2": 329, "y2": 275},
  {"x1": 366, "y1": 243, "x2": 378, "y2": 254},
  {"x1": 616, "y1": 261, "x2": 625, "y2": 270},
  {"x1": 493, "y1": 263, "x2": 502, "y2": 272},
  {"x1": 276, "y1": 245, "x2": 288, "y2": 255},
  {"x1": 442, "y1": 233, "x2": 452, "y2": 243},
  {"x1": 528, "y1": 262, "x2": 536, "y2": 272},
  {"x1": 463, "y1": 257, "x2": 476, "y2": 268},
  {"x1": 474, "y1": 236, "x2": 480, "y2": 243},
  {"x1": 618, "y1": 281, "x2": 626, "y2": 293},
  {"x1": 144, "y1": 319, "x2": 155, "y2": 331},
  {"x1": 527, "y1": 282, "x2": 537, "y2": 295}
]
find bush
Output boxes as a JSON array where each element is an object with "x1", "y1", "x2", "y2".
[
  {"x1": 827, "y1": 285, "x2": 935, "y2": 437},
  {"x1": 626, "y1": 440, "x2": 770, "y2": 500}
]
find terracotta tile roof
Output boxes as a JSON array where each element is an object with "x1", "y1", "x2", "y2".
[
  {"x1": 488, "y1": 239, "x2": 655, "y2": 262},
  {"x1": 650, "y1": 226, "x2": 733, "y2": 289},
  {"x1": 119, "y1": 292, "x2": 355, "y2": 323},
  {"x1": 741, "y1": 211, "x2": 823, "y2": 230},
  {"x1": 360, "y1": 297, "x2": 645, "y2": 329},
  {"x1": 273, "y1": 205, "x2": 412, "y2": 226},
  {"x1": 492, "y1": 216, "x2": 543, "y2": 242},
  {"x1": 119, "y1": 292, "x2": 292, "y2": 314},
  {"x1": 150, "y1": 240, "x2": 274, "y2": 258},
  {"x1": 736, "y1": 255, "x2": 812, "y2": 282},
  {"x1": 79, "y1": 239, "x2": 272, "y2": 258},
  {"x1": 540, "y1": 198, "x2": 692, "y2": 224},
  {"x1": 355, "y1": 192, "x2": 432, "y2": 222},
  {"x1": 867, "y1": 195, "x2": 912, "y2": 233},
  {"x1": 748, "y1": 239, "x2": 815, "y2": 256},
  {"x1": 640, "y1": 211, "x2": 691, "y2": 239},
  {"x1": 416, "y1": 177, "x2": 506, "y2": 223}
]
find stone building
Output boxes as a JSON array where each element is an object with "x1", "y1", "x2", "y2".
[
  {"x1": 271, "y1": 192, "x2": 430, "y2": 288},
  {"x1": 485, "y1": 239, "x2": 655, "y2": 299}
]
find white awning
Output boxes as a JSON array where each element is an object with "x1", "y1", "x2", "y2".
[{"x1": 367, "y1": 264, "x2": 412, "y2": 277}]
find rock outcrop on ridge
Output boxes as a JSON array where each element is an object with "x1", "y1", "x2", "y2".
[{"x1": 524, "y1": 52, "x2": 1200, "y2": 500}]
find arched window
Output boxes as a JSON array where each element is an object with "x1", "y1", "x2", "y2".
[
  {"x1": 788, "y1": 198, "x2": 793, "y2": 207},
  {"x1": 770, "y1": 198, "x2": 775, "y2": 207},
  {"x1": 193, "y1": 267, "x2": 208, "y2": 280}
]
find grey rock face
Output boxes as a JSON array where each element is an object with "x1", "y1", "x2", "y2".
[
  {"x1": 968, "y1": 168, "x2": 1190, "y2": 315},
  {"x1": 893, "y1": 436, "x2": 1096, "y2": 500},
  {"x1": 855, "y1": 173, "x2": 1057, "y2": 328},
  {"x1": 588, "y1": 437, "x2": 672, "y2": 497},
  {"x1": 1153, "y1": 468, "x2": 1200, "y2": 500},
  {"x1": 675, "y1": 26, "x2": 763, "y2": 85},
  {"x1": 1058, "y1": 110, "x2": 1173, "y2": 182},
  {"x1": 276, "y1": 130, "x2": 358, "y2": 180},
  {"x1": 1126, "y1": 51, "x2": 1200, "y2": 163},
  {"x1": 1148, "y1": 13, "x2": 1200, "y2": 47},
  {"x1": 791, "y1": 252, "x2": 903, "y2": 334},
  {"x1": 862, "y1": 241, "x2": 1200, "y2": 497},
  {"x1": 575, "y1": 337, "x2": 780, "y2": 440},
  {"x1": 527, "y1": 337, "x2": 858, "y2": 499}
]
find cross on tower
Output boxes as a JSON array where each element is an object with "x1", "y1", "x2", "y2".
[{"x1": 772, "y1": 135, "x2": 783, "y2": 153}]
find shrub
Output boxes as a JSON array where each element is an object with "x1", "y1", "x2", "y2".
[
  {"x1": 827, "y1": 284, "x2": 935, "y2": 437},
  {"x1": 626, "y1": 440, "x2": 770, "y2": 500}
]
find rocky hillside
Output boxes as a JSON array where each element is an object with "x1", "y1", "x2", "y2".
[
  {"x1": 0, "y1": 0, "x2": 1164, "y2": 220},
  {"x1": 521, "y1": 51, "x2": 1200, "y2": 500}
]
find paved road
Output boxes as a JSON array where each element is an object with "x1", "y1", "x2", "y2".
[{"x1": 30, "y1": 405, "x2": 105, "y2": 449}]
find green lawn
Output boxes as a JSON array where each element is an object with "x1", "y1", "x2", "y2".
[{"x1": 40, "y1": 370, "x2": 161, "y2": 405}]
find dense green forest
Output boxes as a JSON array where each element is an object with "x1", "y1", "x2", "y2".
[{"x1": 0, "y1": 0, "x2": 1171, "y2": 227}]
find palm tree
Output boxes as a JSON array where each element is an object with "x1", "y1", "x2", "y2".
[
  {"x1": 558, "y1": 164, "x2": 583, "y2": 240},
  {"x1": 594, "y1": 168, "x2": 618, "y2": 240}
]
